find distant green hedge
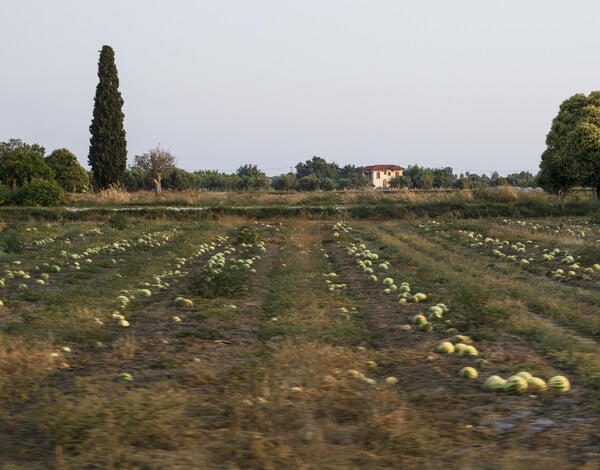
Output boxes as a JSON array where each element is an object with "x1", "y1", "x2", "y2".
[
  {"x1": 0, "y1": 199, "x2": 597, "y2": 223},
  {"x1": 0, "y1": 179, "x2": 67, "y2": 207}
]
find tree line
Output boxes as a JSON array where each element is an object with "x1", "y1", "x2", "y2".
[
  {"x1": 2, "y1": 44, "x2": 596, "y2": 205},
  {"x1": 121, "y1": 156, "x2": 539, "y2": 192}
]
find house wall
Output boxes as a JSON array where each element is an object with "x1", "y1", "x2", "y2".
[{"x1": 370, "y1": 169, "x2": 403, "y2": 188}]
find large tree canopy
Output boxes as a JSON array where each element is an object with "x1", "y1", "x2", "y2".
[
  {"x1": 88, "y1": 45, "x2": 127, "y2": 190},
  {"x1": 0, "y1": 139, "x2": 53, "y2": 189},
  {"x1": 45, "y1": 148, "x2": 89, "y2": 192},
  {"x1": 539, "y1": 92, "x2": 600, "y2": 198}
]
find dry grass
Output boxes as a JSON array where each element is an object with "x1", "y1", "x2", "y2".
[
  {"x1": 1, "y1": 213, "x2": 599, "y2": 468},
  {"x1": 67, "y1": 187, "x2": 565, "y2": 208},
  {"x1": 205, "y1": 342, "x2": 433, "y2": 468},
  {"x1": 112, "y1": 333, "x2": 137, "y2": 360},
  {"x1": 0, "y1": 334, "x2": 64, "y2": 400}
]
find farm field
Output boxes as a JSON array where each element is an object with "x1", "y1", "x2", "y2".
[{"x1": 0, "y1": 212, "x2": 599, "y2": 469}]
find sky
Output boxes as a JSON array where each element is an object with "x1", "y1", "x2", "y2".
[{"x1": 2, "y1": 1, "x2": 600, "y2": 177}]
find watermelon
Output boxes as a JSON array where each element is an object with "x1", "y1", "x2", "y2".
[
  {"x1": 460, "y1": 367, "x2": 478, "y2": 379},
  {"x1": 504, "y1": 375, "x2": 528, "y2": 395},
  {"x1": 527, "y1": 377, "x2": 548, "y2": 393},
  {"x1": 548, "y1": 375, "x2": 570, "y2": 392},
  {"x1": 458, "y1": 345, "x2": 478, "y2": 357},
  {"x1": 516, "y1": 371, "x2": 532, "y2": 380},
  {"x1": 428, "y1": 305, "x2": 444, "y2": 320},
  {"x1": 484, "y1": 375, "x2": 506, "y2": 391},
  {"x1": 450, "y1": 335, "x2": 473, "y2": 345},
  {"x1": 436, "y1": 341, "x2": 455, "y2": 354}
]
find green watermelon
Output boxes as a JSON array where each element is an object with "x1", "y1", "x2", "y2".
[
  {"x1": 460, "y1": 367, "x2": 478, "y2": 379},
  {"x1": 504, "y1": 375, "x2": 528, "y2": 395},
  {"x1": 548, "y1": 375, "x2": 570, "y2": 392},
  {"x1": 484, "y1": 375, "x2": 506, "y2": 391},
  {"x1": 527, "y1": 377, "x2": 548, "y2": 393},
  {"x1": 436, "y1": 341, "x2": 455, "y2": 354}
]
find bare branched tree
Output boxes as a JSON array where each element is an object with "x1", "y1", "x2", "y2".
[{"x1": 134, "y1": 145, "x2": 176, "y2": 193}]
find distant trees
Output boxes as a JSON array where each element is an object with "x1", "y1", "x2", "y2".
[
  {"x1": 236, "y1": 164, "x2": 269, "y2": 190},
  {"x1": 400, "y1": 166, "x2": 456, "y2": 189},
  {"x1": 271, "y1": 173, "x2": 297, "y2": 191},
  {"x1": 338, "y1": 164, "x2": 370, "y2": 189},
  {"x1": 134, "y1": 146, "x2": 176, "y2": 193},
  {"x1": 389, "y1": 175, "x2": 411, "y2": 188},
  {"x1": 296, "y1": 156, "x2": 339, "y2": 181},
  {"x1": 539, "y1": 92, "x2": 600, "y2": 198},
  {"x1": 88, "y1": 45, "x2": 127, "y2": 190},
  {"x1": 291, "y1": 157, "x2": 368, "y2": 190}
]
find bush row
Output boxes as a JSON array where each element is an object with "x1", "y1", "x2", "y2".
[{"x1": 0, "y1": 179, "x2": 67, "y2": 207}]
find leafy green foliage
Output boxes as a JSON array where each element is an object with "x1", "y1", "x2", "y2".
[
  {"x1": 235, "y1": 226, "x2": 262, "y2": 244},
  {"x1": 11, "y1": 178, "x2": 67, "y2": 206},
  {"x1": 0, "y1": 139, "x2": 53, "y2": 189},
  {"x1": 1, "y1": 229, "x2": 25, "y2": 253},
  {"x1": 194, "y1": 170, "x2": 240, "y2": 191},
  {"x1": 539, "y1": 92, "x2": 600, "y2": 198},
  {"x1": 297, "y1": 174, "x2": 320, "y2": 191},
  {"x1": 295, "y1": 156, "x2": 339, "y2": 180},
  {"x1": 271, "y1": 172, "x2": 297, "y2": 191},
  {"x1": 45, "y1": 148, "x2": 89, "y2": 192},
  {"x1": 163, "y1": 167, "x2": 199, "y2": 190},
  {"x1": 294, "y1": 156, "x2": 370, "y2": 190},
  {"x1": 189, "y1": 263, "x2": 249, "y2": 298},
  {"x1": 108, "y1": 212, "x2": 129, "y2": 230},
  {"x1": 235, "y1": 164, "x2": 269, "y2": 190},
  {"x1": 0, "y1": 184, "x2": 12, "y2": 205},
  {"x1": 88, "y1": 45, "x2": 127, "y2": 190},
  {"x1": 122, "y1": 166, "x2": 153, "y2": 191}
]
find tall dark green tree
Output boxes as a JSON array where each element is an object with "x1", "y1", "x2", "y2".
[{"x1": 88, "y1": 45, "x2": 127, "y2": 189}]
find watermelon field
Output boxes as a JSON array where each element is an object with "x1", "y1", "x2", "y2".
[{"x1": 0, "y1": 209, "x2": 599, "y2": 469}]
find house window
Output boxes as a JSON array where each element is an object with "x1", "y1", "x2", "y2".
[
  {"x1": 395, "y1": 171, "x2": 399, "y2": 176},
  {"x1": 376, "y1": 172, "x2": 380, "y2": 179}
]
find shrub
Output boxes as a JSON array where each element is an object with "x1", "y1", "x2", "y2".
[
  {"x1": 492, "y1": 185, "x2": 518, "y2": 202},
  {"x1": 0, "y1": 184, "x2": 12, "y2": 205},
  {"x1": 108, "y1": 212, "x2": 129, "y2": 230},
  {"x1": 188, "y1": 264, "x2": 249, "y2": 298},
  {"x1": 1, "y1": 230, "x2": 25, "y2": 253},
  {"x1": 11, "y1": 178, "x2": 67, "y2": 206},
  {"x1": 57, "y1": 226, "x2": 84, "y2": 240}
]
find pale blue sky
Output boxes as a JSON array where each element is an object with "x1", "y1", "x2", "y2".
[{"x1": 2, "y1": 1, "x2": 600, "y2": 176}]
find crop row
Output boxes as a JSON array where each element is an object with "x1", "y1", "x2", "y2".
[
  {"x1": 455, "y1": 228, "x2": 600, "y2": 282},
  {"x1": 329, "y1": 222, "x2": 572, "y2": 397}
]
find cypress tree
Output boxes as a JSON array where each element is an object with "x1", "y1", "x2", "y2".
[{"x1": 88, "y1": 45, "x2": 127, "y2": 189}]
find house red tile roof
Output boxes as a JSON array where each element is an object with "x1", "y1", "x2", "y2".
[{"x1": 362, "y1": 164, "x2": 404, "y2": 172}]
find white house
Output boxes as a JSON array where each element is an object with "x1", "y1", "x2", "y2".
[{"x1": 362, "y1": 164, "x2": 405, "y2": 188}]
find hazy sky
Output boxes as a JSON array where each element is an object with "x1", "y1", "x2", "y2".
[{"x1": 2, "y1": 1, "x2": 600, "y2": 176}]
